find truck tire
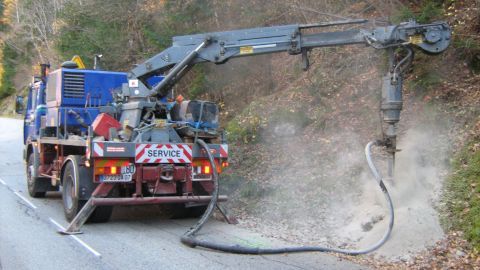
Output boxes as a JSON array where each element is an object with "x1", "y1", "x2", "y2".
[
  {"x1": 26, "y1": 153, "x2": 46, "y2": 198},
  {"x1": 62, "y1": 157, "x2": 113, "y2": 223}
]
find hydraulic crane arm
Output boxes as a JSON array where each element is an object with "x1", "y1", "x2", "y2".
[
  {"x1": 127, "y1": 19, "x2": 450, "y2": 99},
  {"x1": 120, "y1": 19, "x2": 451, "y2": 175}
]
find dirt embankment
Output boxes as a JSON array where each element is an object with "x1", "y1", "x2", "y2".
[{"x1": 220, "y1": 1, "x2": 480, "y2": 268}]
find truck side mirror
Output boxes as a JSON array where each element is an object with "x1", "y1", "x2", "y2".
[{"x1": 15, "y1": 95, "x2": 24, "y2": 114}]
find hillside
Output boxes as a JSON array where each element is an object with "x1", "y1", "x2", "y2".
[{"x1": 0, "y1": 0, "x2": 479, "y2": 268}]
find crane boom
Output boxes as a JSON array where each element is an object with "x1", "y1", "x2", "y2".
[
  {"x1": 119, "y1": 19, "x2": 451, "y2": 175},
  {"x1": 125, "y1": 19, "x2": 450, "y2": 99}
]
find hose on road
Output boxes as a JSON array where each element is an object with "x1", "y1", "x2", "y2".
[{"x1": 181, "y1": 139, "x2": 394, "y2": 255}]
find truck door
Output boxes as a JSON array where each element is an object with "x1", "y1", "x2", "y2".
[
  {"x1": 24, "y1": 83, "x2": 38, "y2": 144},
  {"x1": 23, "y1": 85, "x2": 34, "y2": 144}
]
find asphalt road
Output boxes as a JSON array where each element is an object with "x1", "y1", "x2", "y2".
[{"x1": 0, "y1": 118, "x2": 365, "y2": 270}]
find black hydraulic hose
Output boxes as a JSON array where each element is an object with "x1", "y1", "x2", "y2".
[{"x1": 181, "y1": 139, "x2": 394, "y2": 255}]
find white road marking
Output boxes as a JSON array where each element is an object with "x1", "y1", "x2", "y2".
[
  {"x1": 49, "y1": 218, "x2": 102, "y2": 257},
  {"x1": 13, "y1": 191, "x2": 37, "y2": 209},
  {"x1": 0, "y1": 177, "x2": 6, "y2": 185}
]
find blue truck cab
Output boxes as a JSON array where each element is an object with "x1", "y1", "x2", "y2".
[
  {"x1": 23, "y1": 78, "x2": 47, "y2": 144},
  {"x1": 21, "y1": 64, "x2": 130, "y2": 198}
]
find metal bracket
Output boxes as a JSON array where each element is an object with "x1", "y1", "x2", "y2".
[
  {"x1": 59, "y1": 183, "x2": 114, "y2": 235},
  {"x1": 59, "y1": 198, "x2": 97, "y2": 235}
]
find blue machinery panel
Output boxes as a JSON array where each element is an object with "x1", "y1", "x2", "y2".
[
  {"x1": 46, "y1": 69, "x2": 126, "y2": 129},
  {"x1": 45, "y1": 68, "x2": 164, "y2": 130}
]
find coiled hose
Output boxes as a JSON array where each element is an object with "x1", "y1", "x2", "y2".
[{"x1": 181, "y1": 139, "x2": 394, "y2": 255}]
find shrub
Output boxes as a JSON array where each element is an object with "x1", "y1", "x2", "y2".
[
  {"x1": 454, "y1": 38, "x2": 480, "y2": 73},
  {"x1": 443, "y1": 142, "x2": 480, "y2": 250},
  {"x1": 226, "y1": 114, "x2": 263, "y2": 144},
  {"x1": 0, "y1": 43, "x2": 17, "y2": 99},
  {"x1": 392, "y1": 1, "x2": 444, "y2": 23},
  {"x1": 410, "y1": 70, "x2": 442, "y2": 94},
  {"x1": 188, "y1": 66, "x2": 207, "y2": 98}
]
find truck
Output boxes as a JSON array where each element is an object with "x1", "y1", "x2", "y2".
[
  {"x1": 18, "y1": 19, "x2": 450, "y2": 243},
  {"x1": 21, "y1": 61, "x2": 230, "y2": 226}
]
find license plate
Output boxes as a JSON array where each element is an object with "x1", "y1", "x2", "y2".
[
  {"x1": 99, "y1": 174, "x2": 132, "y2": 182},
  {"x1": 121, "y1": 164, "x2": 136, "y2": 174}
]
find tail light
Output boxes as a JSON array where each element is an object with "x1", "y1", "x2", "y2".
[
  {"x1": 95, "y1": 166, "x2": 120, "y2": 175},
  {"x1": 192, "y1": 159, "x2": 224, "y2": 175}
]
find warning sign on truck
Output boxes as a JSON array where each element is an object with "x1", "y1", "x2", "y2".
[{"x1": 135, "y1": 144, "x2": 192, "y2": 163}]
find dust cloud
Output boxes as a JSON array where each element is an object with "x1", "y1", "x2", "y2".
[
  {"x1": 236, "y1": 111, "x2": 453, "y2": 261},
  {"x1": 362, "y1": 123, "x2": 452, "y2": 260}
]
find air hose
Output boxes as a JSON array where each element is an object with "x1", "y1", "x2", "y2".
[{"x1": 181, "y1": 139, "x2": 394, "y2": 255}]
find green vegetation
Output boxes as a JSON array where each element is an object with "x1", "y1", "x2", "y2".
[
  {"x1": 393, "y1": 5, "x2": 416, "y2": 23},
  {"x1": 443, "y1": 142, "x2": 480, "y2": 250},
  {"x1": 142, "y1": 1, "x2": 213, "y2": 51},
  {"x1": 416, "y1": 1, "x2": 444, "y2": 23},
  {"x1": 142, "y1": 1, "x2": 212, "y2": 97},
  {"x1": 55, "y1": 1, "x2": 133, "y2": 70},
  {"x1": 407, "y1": 51, "x2": 443, "y2": 97},
  {"x1": 53, "y1": 0, "x2": 214, "y2": 95},
  {"x1": 187, "y1": 66, "x2": 208, "y2": 98},
  {"x1": 226, "y1": 114, "x2": 263, "y2": 143},
  {"x1": 226, "y1": 107, "x2": 311, "y2": 143},
  {"x1": 454, "y1": 38, "x2": 480, "y2": 73},
  {"x1": 225, "y1": 101, "x2": 266, "y2": 143},
  {"x1": 162, "y1": 1, "x2": 213, "y2": 33},
  {"x1": 0, "y1": 5, "x2": 5, "y2": 32},
  {"x1": 0, "y1": 0, "x2": 16, "y2": 98},
  {"x1": 0, "y1": 44, "x2": 18, "y2": 99},
  {"x1": 393, "y1": 1, "x2": 444, "y2": 23},
  {"x1": 409, "y1": 69, "x2": 442, "y2": 93}
]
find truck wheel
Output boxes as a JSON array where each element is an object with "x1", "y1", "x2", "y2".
[
  {"x1": 62, "y1": 160, "x2": 83, "y2": 221},
  {"x1": 26, "y1": 154, "x2": 46, "y2": 198},
  {"x1": 62, "y1": 158, "x2": 113, "y2": 223}
]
